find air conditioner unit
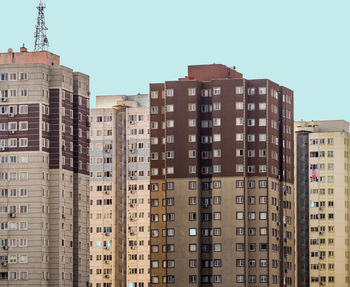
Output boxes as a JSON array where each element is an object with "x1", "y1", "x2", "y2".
[
  {"x1": 1, "y1": 261, "x2": 7, "y2": 267},
  {"x1": 1, "y1": 98, "x2": 8, "y2": 102},
  {"x1": 62, "y1": 214, "x2": 65, "y2": 219},
  {"x1": 129, "y1": 120, "x2": 135, "y2": 125},
  {"x1": 2, "y1": 246, "x2": 8, "y2": 250},
  {"x1": 129, "y1": 176, "x2": 135, "y2": 180},
  {"x1": 203, "y1": 204, "x2": 208, "y2": 209},
  {"x1": 276, "y1": 237, "x2": 280, "y2": 241},
  {"x1": 129, "y1": 149, "x2": 135, "y2": 154},
  {"x1": 104, "y1": 191, "x2": 109, "y2": 195},
  {"x1": 319, "y1": 231, "x2": 324, "y2": 235},
  {"x1": 105, "y1": 233, "x2": 109, "y2": 236},
  {"x1": 0, "y1": 147, "x2": 6, "y2": 151},
  {"x1": 9, "y1": 212, "x2": 16, "y2": 218},
  {"x1": 104, "y1": 274, "x2": 110, "y2": 279},
  {"x1": 8, "y1": 113, "x2": 14, "y2": 117},
  {"x1": 104, "y1": 149, "x2": 110, "y2": 153},
  {"x1": 129, "y1": 204, "x2": 134, "y2": 208},
  {"x1": 284, "y1": 238, "x2": 287, "y2": 242},
  {"x1": 104, "y1": 260, "x2": 109, "y2": 264},
  {"x1": 276, "y1": 206, "x2": 279, "y2": 210},
  {"x1": 319, "y1": 256, "x2": 324, "y2": 260},
  {"x1": 9, "y1": 130, "x2": 15, "y2": 134}
]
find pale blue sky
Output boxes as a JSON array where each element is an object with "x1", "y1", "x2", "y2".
[{"x1": 1, "y1": 0, "x2": 349, "y2": 121}]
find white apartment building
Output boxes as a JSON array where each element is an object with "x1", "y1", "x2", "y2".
[
  {"x1": 89, "y1": 94, "x2": 150, "y2": 287},
  {"x1": 296, "y1": 120, "x2": 350, "y2": 287}
]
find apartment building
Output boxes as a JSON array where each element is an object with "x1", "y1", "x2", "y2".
[
  {"x1": 295, "y1": 120, "x2": 350, "y2": 287},
  {"x1": 149, "y1": 64, "x2": 295, "y2": 287},
  {"x1": 0, "y1": 47, "x2": 90, "y2": 286},
  {"x1": 89, "y1": 94, "x2": 150, "y2": 287}
]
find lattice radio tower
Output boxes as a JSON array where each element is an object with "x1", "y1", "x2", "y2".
[{"x1": 34, "y1": 0, "x2": 49, "y2": 51}]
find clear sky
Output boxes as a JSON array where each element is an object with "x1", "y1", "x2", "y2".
[{"x1": 1, "y1": 0, "x2": 349, "y2": 121}]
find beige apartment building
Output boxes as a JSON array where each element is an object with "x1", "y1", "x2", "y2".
[
  {"x1": 89, "y1": 94, "x2": 150, "y2": 287},
  {"x1": 295, "y1": 120, "x2": 350, "y2": 287},
  {"x1": 0, "y1": 47, "x2": 90, "y2": 286}
]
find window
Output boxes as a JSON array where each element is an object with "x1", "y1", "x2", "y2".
[
  {"x1": 213, "y1": 102, "x2": 221, "y2": 110},
  {"x1": 248, "y1": 165, "x2": 255, "y2": 173},
  {"x1": 236, "y1": 133, "x2": 243, "y2": 141},
  {"x1": 213, "y1": 134, "x2": 221, "y2": 142},
  {"x1": 259, "y1": 102, "x2": 267, "y2": 110},
  {"x1": 213, "y1": 118, "x2": 221, "y2": 126},
  {"x1": 19, "y1": 105, "x2": 28, "y2": 114},
  {"x1": 21, "y1": 89, "x2": 28, "y2": 97},
  {"x1": 188, "y1": 135, "x2": 196, "y2": 142},
  {"x1": 236, "y1": 102, "x2": 244, "y2": 110},
  {"x1": 188, "y1": 103, "x2": 196, "y2": 111},
  {"x1": 248, "y1": 119, "x2": 255, "y2": 126},
  {"x1": 237, "y1": 275, "x2": 244, "y2": 283},
  {"x1": 189, "y1": 244, "x2": 197, "y2": 252},
  {"x1": 188, "y1": 88, "x2": 196, "y2": 96},
  {"x1": 236, "y1": 212, "x2": 244, "y2": 220},
  {"x1": 19, "y1": 122, "x2": 28, "y2": 131},
  {"x1": 259, "y1": 87, "x2": 267, "y2": 95},
  {"x1": 259, "y1": 134, "x2": 266, "y2": 141},
  {"x1": 166, "y1": 105, "x2": 174, "y2": 112},
  {"x1": 239, "y1": 100, "x2": 251, "y2": 111},
  {"x1": 151, "y1": 91, "x2": 158, "y2": 99},
  {"x1": 248, "y1": 134, "x2": 255, "y2": 142},
  {"x1": 236, "y1": 86, "x2": 244, "y2": 94},
  {"x1": 248, "y1": 88, "x2": 255, "y2": 95},
  {"x1": 166, "y1": 120, "x2": 174, "y2": 128},
  {"x1": 236, "y1": 118, "x2": 243, "y2": 126},
  {"x1": 19, "y1": 138, "x2": 28, "y2": 147},
  {"x1": 188, "y1": 119, "x2": 196, "y2": 127},
  {"x1": 259, "y1": 118, "x2": 266, "y2": 126},
  {"x1": 213, "y1": 87, "x2": 221, "y2": 95},
  {"x1": 236, "y1": 164, "x2": 243, "y2": 173},
  {"x1": 151, "y1": 107, "x2": 158, "y2": 114},
  {"x1": 166, "y1": 89, "x2": 174, "y2": 97},
  {"x1": 189, "y1": 228, "x2": 197, "y2": 236}
]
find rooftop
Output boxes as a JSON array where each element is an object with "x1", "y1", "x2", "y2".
[{"x1": 0, "y1": 46, "x2": 60, "y2": 66}]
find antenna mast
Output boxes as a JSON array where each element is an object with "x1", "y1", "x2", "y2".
[{"x1": 34, "y1": 0, "x2": 49, "y2": 51}]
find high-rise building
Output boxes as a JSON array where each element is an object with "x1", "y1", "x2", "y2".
[
  {"x1": 149, "y1": 64, "x2": 295, "y2": 287},
  {"x1": 0, "y1": 47, "x2": 90, "y2": 286},
  {"x1": 295, "y1": 120, "x2": 350, "y2": 287},
  {"x1": 89, "y1": 94, "x2": 150, "y2": 287}
]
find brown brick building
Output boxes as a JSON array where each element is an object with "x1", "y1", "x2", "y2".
[{"x1": 149, "y1": 64, "x2": 295, "y2": 287}]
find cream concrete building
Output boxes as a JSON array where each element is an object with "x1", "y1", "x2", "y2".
[
  {"x1": 89, "y1": 94, "x2": 150, "y2": 287},
  {"x1": 295, "y1": 120, "x2": 350, "y2": 287},
  {"x1": 0, "y1": 47, "x2": 90, "y2": 286}
]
